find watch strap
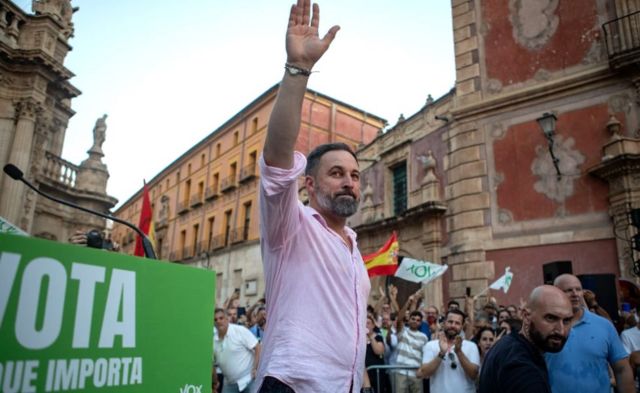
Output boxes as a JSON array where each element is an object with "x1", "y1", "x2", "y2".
[{"x1": 285, "y1": 63, "x2": 312, "y2": 76}]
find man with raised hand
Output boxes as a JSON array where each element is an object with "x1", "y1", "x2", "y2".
[
  {"x1": 479, "y1": 285, "x2": 573, "y2": 393},
  {"x1": 254, "y1": 1, "x2": 371, "y2": 392},
  {"x1": 546, "y1": 274, "x2": 634, "y2": 393}
]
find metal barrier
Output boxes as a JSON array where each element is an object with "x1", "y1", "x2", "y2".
[{"x1": 366, "y1": 365, "x2": 420, "y2": 393}]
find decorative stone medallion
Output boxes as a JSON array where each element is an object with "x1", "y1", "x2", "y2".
[{"x1": 531, "y1": 135, "x2": 585, "y2": 203}]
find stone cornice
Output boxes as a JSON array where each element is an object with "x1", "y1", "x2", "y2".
[
  {"x1": 451, "y1": 65, "x2": 613, "y2": 120},
  {"x1": 589, "y1": 153, "x2": 640, "y2": 180},
  {"x1": 0, "y1": 42, "x2": 79, "y2": 97},
  {"x1": 353, "y1": 201, "x2": 447, "y2": 234}
]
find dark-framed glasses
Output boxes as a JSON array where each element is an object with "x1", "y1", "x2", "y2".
[{"x1": 448, "y1": 352, "x2": 457, "y2": 370}]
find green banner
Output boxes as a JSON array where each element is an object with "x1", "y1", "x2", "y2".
[{"x1": 0, "y1": 234, "x2": 215, "y2": 392}]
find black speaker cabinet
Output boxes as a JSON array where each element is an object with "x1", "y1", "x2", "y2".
[
  {"x1": 578, "y1": 274, "x2": 619, "y2": 324},
  {"x1": 542, "y1": 261, "x2": 573, "y2": 285}
]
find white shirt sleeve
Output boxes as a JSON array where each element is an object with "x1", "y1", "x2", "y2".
[
  {"x1": 422, "y1": 340, "x2": 439, "y2": 364},
  {"x1": 462, "y1": 340, "x2": 481, "y2": 366}
]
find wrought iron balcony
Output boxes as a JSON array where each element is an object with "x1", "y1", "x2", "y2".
[
  {"x1": 190, "y1": 194, "x2": 203, "y2": 208},
  {"x1": 604, "y1": 11, "x2": 640, "y2": 71},
  {"x1": 220, "y1": 176, "x2": 237, "y2": 193},
  {"x1": 177, "y1": 200, "x2": 189, "y2": 215},
  {"x1": 239, "y1": 164, "x2": 257, "y2": 183},
  {"x1": 211, "y1": 234, "x2": 226, "y2": 250},
  {"x1": 205, "y1": 186, "x2": 219, "y2": 200},
  {"x1": 230, "y1": 226, "x2": 248, "y2": 244}
]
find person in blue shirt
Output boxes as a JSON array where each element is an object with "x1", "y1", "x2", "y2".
[{"x1": 545, "y1": 274, "x2": 634, "y2": 393}]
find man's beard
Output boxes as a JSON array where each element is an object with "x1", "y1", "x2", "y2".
[
  {"x1": 529, "y1": 320, "x2": 567, "y2": 353},
  {"x1": 445, "y1": 328, "x2": 459, "y2": 340},
  {"x1": 315, "y1": 186, "x2": 359, "y2": 217}
]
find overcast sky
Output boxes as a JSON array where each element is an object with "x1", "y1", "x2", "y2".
[{"x1": 18, "y1": 0, "x2": 455, "y2": 208}]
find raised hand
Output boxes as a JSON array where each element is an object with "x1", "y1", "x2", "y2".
[
  {"x1": 286, "y1": 0, "x2": 340, "y2": 70},
  {"x1": 454, "y1": 336, "x2": 462, "y2": 353},
  {"x1": 438, "y1": 331, "x2": 448, "y2": 354},
  {"x1": 389, "y1": 284, "x2": 398, "y2": 300}
]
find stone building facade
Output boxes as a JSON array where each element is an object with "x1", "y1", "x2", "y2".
[
  {"x1": 112, "y1": 84, "x2": 386, "y2": 306},
  {"x1": 352, "y1": 0, "x2": 640, "y2": 311},
  {"x1": 0, "y1": 0, "x2": 117, "y2": 239}
]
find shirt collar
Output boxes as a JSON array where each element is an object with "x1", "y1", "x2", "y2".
[{"x1": 302, "y1": 204, "x2": 357, "y2": 240}]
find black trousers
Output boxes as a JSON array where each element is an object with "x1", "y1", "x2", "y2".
[{"x1": 258, "y1": 376, "x2": 295, "y2": 393}]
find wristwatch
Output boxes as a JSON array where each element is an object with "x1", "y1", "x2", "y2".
[{"x1": 285, "y1": 63, "x2": 312, "y2": 77}]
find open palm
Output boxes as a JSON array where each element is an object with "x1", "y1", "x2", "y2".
[{"x1": 286, "y1": 0, "x2": 339, "y2": 69}]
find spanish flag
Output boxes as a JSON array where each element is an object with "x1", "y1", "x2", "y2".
[
  {"x1": 363, "y1": 232, "x2": 399, "y2": 277},
  {"x1": 134, "y1": 182, "x2": 156, "y2": 257}
]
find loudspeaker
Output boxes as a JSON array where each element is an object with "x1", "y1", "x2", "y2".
[
  {"x1": 578, "y1": 274, "x2": 619, "y2": 324},
  {"x1": 542, "y1": 261, "x2": 573, "y2": 285}
]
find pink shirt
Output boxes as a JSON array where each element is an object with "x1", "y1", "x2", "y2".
[{"x1": 254, "y1": 152, "x2": 370, "y2": 393}]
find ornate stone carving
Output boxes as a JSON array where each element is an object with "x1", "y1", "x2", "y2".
[
  {"x1": 531, "y1": 135, "x2": 585, "y2": 203},
  {"x1": 14, "y1": 98, "x2": 43, "y2": 121},
  {"x1": 362, "y1": 183, "x2": 374, "y2": 208},
  {"x1": 32, "y1": 0, "x2": 77, "y2": 38},
  {"x1": 509, "y1": 0, "x2": 559, "y2": 50},
  {"x1": 0, "y1": 74, "x2": 15, "y2": 86},
  {"x1": 417, "y1": 151, "x2": 437, "y2": 183}
]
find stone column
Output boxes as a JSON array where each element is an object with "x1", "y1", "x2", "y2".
[
  {"x1": 0, "y1": 98, "x2": 42, "y2": 227},
  {"x1": 590, "y1": 137, "x2": 640, "y2": 280}
]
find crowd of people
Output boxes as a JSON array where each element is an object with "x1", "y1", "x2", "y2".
[
  {"x1": 208, "y1": 1, "x2": 640, "y2": 392},
  {"x1": 213, "y1": 275, "x2": 638, "y2": 393}
]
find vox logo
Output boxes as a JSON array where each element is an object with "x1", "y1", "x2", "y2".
[{"x1": 179, "y1": 384, "x2": 202, "y2": 393}]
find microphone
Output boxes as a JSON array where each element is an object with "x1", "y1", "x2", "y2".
[{"x1": 3, "y1": 163, "x2": 157, "y2": 259}]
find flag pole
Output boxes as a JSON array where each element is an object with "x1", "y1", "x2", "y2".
[{"x1": 473, "y1": 286, "x2": 491, "y2": 300}]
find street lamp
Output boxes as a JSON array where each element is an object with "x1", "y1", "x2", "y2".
[{"x1": 536, "y1": 112, "x2": 562, "y2": 181}]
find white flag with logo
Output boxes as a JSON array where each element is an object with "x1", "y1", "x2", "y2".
[
  {"x1": 394, "y1": 258, "x2": 448, "y2": 284},
  {"x1": 489, "y1": 267, "x2": 514, "y2": 293}
]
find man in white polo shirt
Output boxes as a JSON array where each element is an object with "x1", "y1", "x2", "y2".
[{"x1": 214, "y1": 308, "x2": 261, "y2": 393}]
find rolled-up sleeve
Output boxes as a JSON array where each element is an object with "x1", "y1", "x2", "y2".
[{"x1": 259, "y1": 152, "x2": 306, "y2": 250}]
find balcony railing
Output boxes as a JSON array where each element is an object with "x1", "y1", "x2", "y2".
[
  {"x1": 190, "y1": 194, "x2": 203, "y2": 208},
  {"x1": 205, "y1": 186, "x2": 219, "y2": 200},
  {"x1": 604, "y1": 10, "x2": 640, "y2": 70},
  {"x1": 239, "y1": 164, "x2": 257, "y2": 183},
  {"x1": 220, "y1": 176, "x2": 237, "y2": 192},
  {"x1": 211, "y1": 234, "x2": 226, "y2": 250},
  {"x1": 42, "y1": 151, "x2": 78, "y2": 188},
  {"x1": 230, "y1": 226, "x2": 249, "y2": 243},
  {"x1": 177, "y1": 201, "x2": 189, "y2": 215}
]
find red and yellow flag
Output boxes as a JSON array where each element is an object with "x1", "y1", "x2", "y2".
[
  {"x1": 134, "y1": 182, "x2": 156, "y2": 257},
  {"x1": 363, "y1": 232, "x2": 399, "y2": 277}
]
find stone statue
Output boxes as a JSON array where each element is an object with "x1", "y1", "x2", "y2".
[
  {"x1": 90, "y1": 114, "x2": 107, "y2": 155},
  {"x1": 32, "y1": 0, "x2": 78, "y2": 38}
]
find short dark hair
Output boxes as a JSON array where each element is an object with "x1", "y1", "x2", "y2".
[
  {"x1": 305, "y1": 143, "x2": 358, "y2": 177},
  {"x1": 446, "y1": 308, "x2": 467, "y2": 322},
  {"x1": 409, "y1": 311, "x2": 423, "y2": 320},
  {"x1": 447, "y1": 299, "x2": 460, "y2": 308},
  {"x1": 214, "y1": 308, "x2": 226, "y2": 315},
  {"x1": 506, "y1": 318, "x2": 523, "y2": 332}
]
